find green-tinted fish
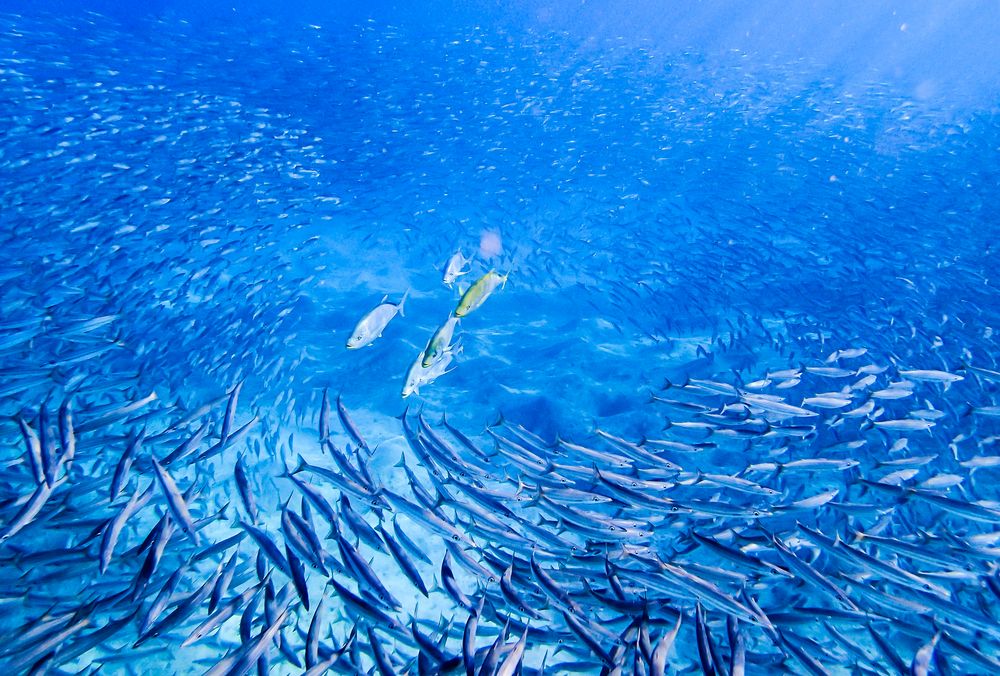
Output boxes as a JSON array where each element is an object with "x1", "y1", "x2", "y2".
[
  {"x1": 454, "y1": 269, "x2": 507, "y2": 317},
  {"x1": 421, "y1": 315, "x2": 460, "y2": 367}
]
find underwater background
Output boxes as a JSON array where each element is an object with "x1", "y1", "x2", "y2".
[{"x1": 2, "y1": 0, "x2": 1000, "y2": 673}]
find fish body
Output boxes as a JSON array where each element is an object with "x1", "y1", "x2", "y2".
[
  {"x1": 346, "y1": 292, "x2": 408, "y2": 349},
  {"x1": 454, "y1": 269, "x2": 507, "y2": 317},
  {"x1": 442, "y1": 250, "x2": 471, "y2": 286},
  {"x1": 402, "y1": 344, "x2": 459, "y2": 397},
  {"x1": 899, "y1": 369, "x2": 964, "y2": 386},
  {"x1": 422, "y1": 315, "x2": 460, "y2": 367}
]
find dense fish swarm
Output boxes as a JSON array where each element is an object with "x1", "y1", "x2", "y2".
[{"x1": 3, "y1": 8, "x2": 1000, "y2": 676}]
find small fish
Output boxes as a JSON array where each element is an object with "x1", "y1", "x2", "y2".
[
  {"x1": 220, "y1": 379, "x2": 244, "y2": 445},
  {"x1": 100, "y1": 484, "x2": 154, "y2": 574},
  {"x1": 873, "y1": 418, "x2": 935, "y2": 432},
  {"x1": 15, "y1": 415, "x2": 44, "y2": 485},
  {"x1": 336, "y1": 394, "x2": 370, "y2": 454},
  {"x1": 319, "y1": 389, "x2": 332, "y2": 442},
  {"x1": 825, "y1": 347, "x2": 868, "y2": 362},
  {"x1": 741, "y1": 393, "x2": 818, "y2": 418},
  {"x1": 495, "y1": 626, "x2": 529, "y2": 676},
  {"x1": 185, "y1": 577, "x2": 267, "y2": 647},
  {"x1": 800, "y1": 395, "x2": 852, "y2": 409},
  {"x1": 898, "y1": 369, "x2": 964, "y2": 388},
  {"x1": 150, "y1": 458, "x2": 200, "y2": 544},
  {"x1": 805, "y1": 366, "x2": 856, "y2": 378},
  {"x1": 650, "y1": 615, "x2": 682, "y2": 676},
  {"x1": 346, "y1": 291, "x2": 408, "y2": 349},
  {"x1": 377, "y1": 523, "x2": 428, "y2": 597},
  {"x1": 442, "y1": 249, "x2": 471, "y2": 287}
]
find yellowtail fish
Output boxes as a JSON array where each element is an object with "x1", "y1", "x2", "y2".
[
  {"x1": 454, "y1": 270, "x2": 507, "y2": 318},
  {"x1": 422, "y1": 315, "x2": 460, "y2": 367}
]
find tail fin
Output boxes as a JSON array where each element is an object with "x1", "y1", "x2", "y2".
[{"x1": 398, "y1": 289, "x2": 410, "y2": 317}]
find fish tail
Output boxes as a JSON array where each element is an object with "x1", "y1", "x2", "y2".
[
  {"x1": 843, "y1": 464, "x2": 861, "y2": 484},
  {"x1": 398, "y1": 288, "x2": 410, "y2": 317},
  {"x1": 522, "y1": 485, "x2": 543, "y2": 507}
]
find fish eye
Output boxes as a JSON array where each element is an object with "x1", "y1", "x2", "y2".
[{"x1": 452, "y1": 534, "x2": 459, "y2": 540}]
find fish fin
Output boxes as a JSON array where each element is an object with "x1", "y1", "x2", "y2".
[
  {"x1": 523, "y1": 485, "x2": 543, "y2": 507},
  {"x1": 397, "y1": 289, "x2": 410, "y2": 317},
  {"x1": 431, "y1": 492, "x2": 446, "y2": 511}
]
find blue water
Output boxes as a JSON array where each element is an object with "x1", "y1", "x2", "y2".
[{"x1": 2, "y1": 1, "x2": 1000, "y2": 674}]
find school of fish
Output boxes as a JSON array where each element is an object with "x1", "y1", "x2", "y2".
[{"x1": 2, "y1": 7, "x2": 1000, "y2": 676}]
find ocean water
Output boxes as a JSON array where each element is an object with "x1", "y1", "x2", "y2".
[{"x1": 2, "y1": 1, "x2": 1000, "y2": 674}]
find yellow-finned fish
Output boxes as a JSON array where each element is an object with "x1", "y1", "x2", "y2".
[
  {"x1": 454, "y1": 270, "x2": 507, "y2": 318},
  {"x1": 422, "y1": 315, "x2": 460, "y2": 367}
]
